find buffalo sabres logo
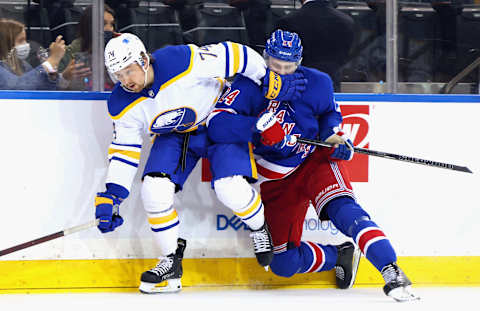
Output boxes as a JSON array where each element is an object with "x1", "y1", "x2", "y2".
[{"x1": 150, "y1": 107, "x2": 197, "y2": 134}]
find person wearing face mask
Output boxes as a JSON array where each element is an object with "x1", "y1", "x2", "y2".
[
  {"x1": 0, "y1": 18, "x2": 70, "y2": 90},
  {"x1": 58, "y1": 4, "x2": 117, "y2": 90}
]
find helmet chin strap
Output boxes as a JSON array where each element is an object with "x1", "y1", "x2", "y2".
[{"x1": 142, "y1": 55, "x2": 151, "y2": 88}]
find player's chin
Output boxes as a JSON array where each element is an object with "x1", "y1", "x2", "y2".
[{"x1": 125, "y1": 84, "x2": 141, "y2": 92}]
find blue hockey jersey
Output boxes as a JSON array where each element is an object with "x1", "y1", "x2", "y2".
[{"x1": 207, "y1": 66, "x2": 342, "y2": 177}]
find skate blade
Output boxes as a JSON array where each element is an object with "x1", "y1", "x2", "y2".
[
  {"x1": 139, "y1": 279, "x2": 182, "y2": 294},
  {"x1": 347, "y1": 248, "x2": 362, "y2": 289},
  {"x1": 388, "y1": 286, "x2": 421, "y2": 302}
]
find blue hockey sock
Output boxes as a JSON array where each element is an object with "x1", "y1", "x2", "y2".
[
  {"x1": 270, "y1": 242, "x2": 337, "y2": 277},
  {"x1": 326, "y1": 196, "x2": 397, "y2": 272}
]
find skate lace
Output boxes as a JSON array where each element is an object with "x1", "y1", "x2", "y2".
[
  {"x1": 335, "y1": 266, "x2": 345, "y2": 281},
  {"x1": 149, "y1": 257, "x2": 173, "y2": 276},
  {"x1": 382, "y1": 264, "x2": 403, "y2": 284},
  {"x1": 250, "y1": 229, "x2": 271, "y2": 253}
]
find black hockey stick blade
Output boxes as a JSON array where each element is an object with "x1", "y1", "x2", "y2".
[
  {"x1": 297, "y1": 137, "x2": 472, "y2": 174},
  {"x1": 0, "y1": 219, "x2": 99, "y2": 257}
]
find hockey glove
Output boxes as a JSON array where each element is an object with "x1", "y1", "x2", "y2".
[
  {"x1": 263, "y1": 68, "x2": 307, "y2": 102},
  {"x1": 256, "y1": 111, "x2": 285, "y2": 146},
  {"x1": 326, "y1": 131, "x2": 354, "y2": 161},
  {"x1": 95, "y1": 192, "x2": 124, "y2": 233}
]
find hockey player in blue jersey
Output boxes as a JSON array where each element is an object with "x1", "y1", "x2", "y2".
[
  {"x1": 94, "y1": 33, "x2": 307, "y2": 294},
  {"x1": 206, "y1": 29, "x2": 419, "y2": 302}
]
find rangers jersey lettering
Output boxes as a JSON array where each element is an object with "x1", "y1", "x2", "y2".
[{"x1": 207, "y1": 66, "x2": 343, "y2": 180}]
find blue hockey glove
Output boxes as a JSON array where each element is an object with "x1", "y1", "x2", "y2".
[
  {"x1": 95, "y1": 192, "x2": 124, "y2": 233},
  {"x1": 326, "y1": 131, "x2": 354, "y2": 161},
  {"x1": 263, "y1": 68, "x2": 307, "y2": 102}
]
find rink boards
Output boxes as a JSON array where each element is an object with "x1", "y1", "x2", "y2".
[{"x1": 0, "y1": 91, "x2": 479, "y2": 291}]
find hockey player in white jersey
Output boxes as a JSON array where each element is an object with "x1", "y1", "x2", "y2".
[{"x1": 94, "y1": 33, "x2": 307, "y2": 294}]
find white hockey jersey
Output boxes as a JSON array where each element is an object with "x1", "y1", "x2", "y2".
[{"x1": 104, "y1": 42, "x2": 267, "y2": 198}]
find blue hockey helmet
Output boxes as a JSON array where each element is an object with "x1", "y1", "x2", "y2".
[{"x1": 265, "y1": 29, "x2": 303, "y2": 64}]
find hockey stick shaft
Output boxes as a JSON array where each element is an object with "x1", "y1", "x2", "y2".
[
  {"x1": 297, "y1": 137, "x2": 472, "y2": 174},
  {"x1": 0, "y1": 219, "x2": 99, "y2": 257}
]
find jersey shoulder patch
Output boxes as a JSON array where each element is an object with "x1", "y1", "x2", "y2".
[
  {"x1": 152, "y1": 45, "x2": 194, "y2": 90},
  {"x1": 107, "y1": 85, "x2": 147, "y2": 120}
]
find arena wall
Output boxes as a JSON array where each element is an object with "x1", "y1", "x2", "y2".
[{"x1": 0, "y1": 92, "x2": 479, "y2": 292}]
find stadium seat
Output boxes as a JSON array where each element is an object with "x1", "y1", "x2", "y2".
[
  {"x1": 398, "y1": 4, "x2": 436, "y2": 82},
  {"x1": 455, "y1": 6, "x2": 480, "y2": 82},
  {"x1": 183, "y1": 3, "x2": 249, "y2": 46},
  {"x1": 338, "y1": 3, "x2": 379, "y2": 82},
  {"x1": 117, "y1": 3, "x2": 184, "y2": 50},
  {"x1": 48, "y1": 1, "x2": 86, "y2": 45},
  {"x1": 431, "y1": 1, "x2": 463, "y2": 82},
  {"x1": 0, "y1": 2, "x2": 52, "y2": 48}
]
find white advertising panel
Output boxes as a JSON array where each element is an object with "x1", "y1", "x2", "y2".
[{"x1": 0, "y1": 95, "x2": 478, "y2": 261}]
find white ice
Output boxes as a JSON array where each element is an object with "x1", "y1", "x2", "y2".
[{"x1": 1, "y1": 287, "x2": 479, "y2": 311}]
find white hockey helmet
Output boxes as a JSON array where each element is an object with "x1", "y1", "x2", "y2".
[{"x1": 104, "y1": 33, "x2": 148, "y2": 83}]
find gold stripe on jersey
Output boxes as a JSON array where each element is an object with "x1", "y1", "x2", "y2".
[
  {"x1": 232, "y1": 42, "x2": 240, "y2": 74},
  {"x1": 160, "y1": 44, "x2": 195, "y2": 91},
  {"x1": 109, "y1": 96, "x2": 148, "y2": 120}
]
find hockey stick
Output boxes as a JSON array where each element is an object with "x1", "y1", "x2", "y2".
[
  {"x1": 297, "y1": 137, "x2": 473, "y2": 174},
  {"x1": 0, "y1": 219, "x2": 99, "y2": 257}
]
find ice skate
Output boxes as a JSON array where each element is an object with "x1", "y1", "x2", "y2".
[
  {"x1": 250, "y1": 223, "x2": 273, "y2": 269},
  {"x1": 334, "y1": 241, "x2": 361, "y2": 289},
  {"x1": 139, "y1": 238, "x2": 186, "y2": 294},
  {"x1": 381, "y1": 262, "x2": 420, "y2": 302}
]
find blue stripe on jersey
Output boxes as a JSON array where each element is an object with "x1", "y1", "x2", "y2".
[
  {"x1": 110, "y1": 156, "x2": 139, "y2": 168},
  {"x1": 151, "y1": 220, "x2": 180, "y2": 232},
  {"x1": 111, "y1": 142, "x2": 142, "y2": 148},
  {"x1": 240, "y1": 45, "x2": 247, "y2": 74},
  {"x1": 222, "y1": 42, "x2": 230, "y2": 77}
]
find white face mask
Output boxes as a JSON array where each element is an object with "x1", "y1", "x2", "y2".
[{"x1": 15, "y1": 43, "x2": 31, "y2": 60}]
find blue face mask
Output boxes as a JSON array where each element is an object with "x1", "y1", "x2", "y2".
[{"x1": 104, "y1": 31, "x2": 114, "y2": 46}]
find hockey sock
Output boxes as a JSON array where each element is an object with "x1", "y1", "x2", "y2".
[
  {"x1": 147, "y1": 207, "x2": 180, "y2": 256},
  {"x1": 232, "y1": 188, "x2": 265, "y2": 230},
  {"x1": 270, "y1": 242, "x2": 337, "y2": 277},
  {"x1": 326, "y1": 197, "x2": 397, "y2": 272},
  {"x1": 215, "y1": 176, "x2": 265, "y2": 230}
]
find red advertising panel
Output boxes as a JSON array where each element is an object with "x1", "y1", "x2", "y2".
[{"x1": 339, "y1": 104, "x2": 370, "y2": 182}]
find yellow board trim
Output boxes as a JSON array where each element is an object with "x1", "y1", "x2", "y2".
[
  {"x1": 160, "y1": 45, "x2": 195, "y2": 91},
  {"x1": 109, "y1": 97, "x2": 148, "y2": 120},
  {"x1": 231, "y1": 43, "x2": 240, "y2": 75},
  {"x1": 148, "y1": 210, "x2": 178, "y2": 225},
  {"x1": 1, "y1": 257, "x2": 480, "y2": 293},
  {"x1": 248, "y1": 142, "x2": 258, "y2": 180},
  {"x1": 234, "y1": 192, "x2": 261, "y2": 218},
  {"x1": 108, "y1": 149, "x2": 141, "y2": 160}
]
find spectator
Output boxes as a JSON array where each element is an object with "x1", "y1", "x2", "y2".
[
  {"x1": 0, "y1": 18, "x2": 72, "y2": 90},
  {"x1": 274, "y1": 0, "x2": 355, "y2": 91},
  {"x1": 58, "y1": 4, "x2": 117, "y2": 90}
]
